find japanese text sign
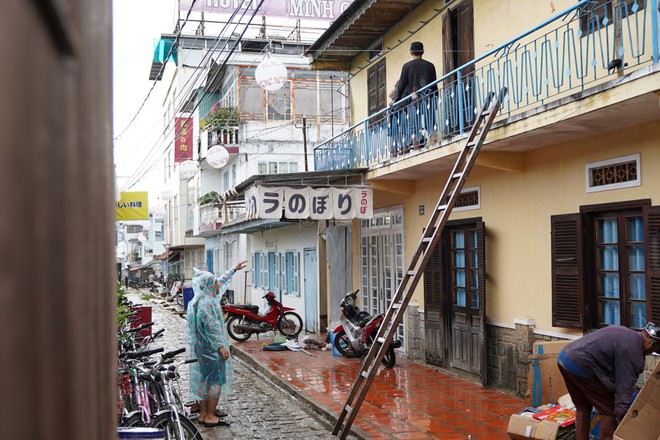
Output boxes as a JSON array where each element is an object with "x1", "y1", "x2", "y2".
[
  {"x1": 246, "y1": 186, "x2": 372, "y2": 220},
  {"x1": 174, "y1": 117, "x2": 193, "y2": 163},
  {"x1": 116, "y1": 191, "x2": 149, "y2": 221}
]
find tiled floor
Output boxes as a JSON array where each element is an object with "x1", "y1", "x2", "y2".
[{"x1": 231, "y1": 335, "x2": 524, "y2": 439}]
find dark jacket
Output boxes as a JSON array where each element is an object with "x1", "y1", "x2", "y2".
[
  {"x1": 562, "y1": 325, "x2": 645, "y2": 420},
  {"x1": 394, "y1": 58, "x2": 438, "y2": 103}
]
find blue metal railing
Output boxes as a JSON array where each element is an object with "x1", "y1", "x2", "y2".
[{"x1": 314, "y1": 0, "x2": 659, "y2": 170}]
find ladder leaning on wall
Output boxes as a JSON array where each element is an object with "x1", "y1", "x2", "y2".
[{"x1": 333, "y1": 87, "x2": 509, "y2": 440}]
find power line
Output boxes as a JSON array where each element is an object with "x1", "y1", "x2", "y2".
[
  {"x1": 114, "y1": 0, "x2": 200, "y2": 142},
  {"x1": 122, "y1": 0, "x2": 266, "y2": 191},
  {"x1": 120, "y1": 0, "x2": 257, "y2": 191}
]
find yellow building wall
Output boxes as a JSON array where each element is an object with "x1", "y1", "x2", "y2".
[
  {"x1": 348, "y1": 0, "x2": 655, "y2": 131},
  {"x1": 396, "y1": 120, "x2": 659, "y2": 336}
]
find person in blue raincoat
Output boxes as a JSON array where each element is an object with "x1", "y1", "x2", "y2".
[{"x1": 186, "y1": 261, "x2": 247, "y2": 427}]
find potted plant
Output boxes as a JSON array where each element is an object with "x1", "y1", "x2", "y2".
[
  {"x1": 205, "y1": 102, "x2": 238, "y2": 130},
  {"x1": 198, "y1": 191, "x2": 219, "y2": 206}
]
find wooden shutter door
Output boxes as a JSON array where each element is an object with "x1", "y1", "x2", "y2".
[
  {"x1": 551, "y1": 214, "x2": 584, "y2": 328},
  {"x1": 442, "y1": 12, "x2": 454, "y2": 76},
  {"x1": 644, "y1": 206, "x2": 660, "y2": 323},
  {"x1": 424, "y1": 232, "x2": 447, "y2": 366},
  {"x1": 367, "y1": 64, "x2": 378, "y2": 115},
  {"x1": 476, "y1": 220, "x2": 487, "y2": 386}
]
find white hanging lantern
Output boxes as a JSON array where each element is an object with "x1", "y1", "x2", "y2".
[
  {"x1": 179, "y1": 160, "x2": 198, "y2": 179},
  {"x1": 207, "y1": 145, "x2": 230, "y2": 169},
  {"x1": 255, "y1": 58, "x2": 287, "y2": 91},
  {"x1": 160, "y1": 190, "x2": 173, "y2": 202},
  {"x1": 150, "y1": 206, "x2": 166, "y2": 219}
]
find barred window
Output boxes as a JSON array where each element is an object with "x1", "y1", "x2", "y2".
[{"x1": 586, "y1": 154, "x2": 640, "y2": 193}]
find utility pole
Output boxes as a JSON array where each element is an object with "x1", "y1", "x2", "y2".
[{"x1": 296, "y1": 115, "x2": 311, "y2": 171}]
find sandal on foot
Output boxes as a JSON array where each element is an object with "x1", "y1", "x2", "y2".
[
  {"x1": 215, "y1": 409, "x2": 229, "y2": 418},
  {"x1": 202, "y1": 419, "x2": 231, "y2": 427}
]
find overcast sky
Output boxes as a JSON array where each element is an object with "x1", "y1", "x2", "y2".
[
  {"x1": 113, "y1": 0, "x2": 178, "y2": 204},
  {"x1": 112, "y1": 1, "x2": 333, "y2": 208}
]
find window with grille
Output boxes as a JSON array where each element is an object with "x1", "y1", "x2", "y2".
[{"x1": 586, "y1": 154, "x2": 640, "y2": 193}]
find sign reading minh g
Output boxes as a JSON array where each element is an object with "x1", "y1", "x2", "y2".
[
  {"x1": 180, "y1": 0, "x2": 354, "y2": 20},
  {"x1": 116, "y1": 192, "x2": 149, "y2": 221}
]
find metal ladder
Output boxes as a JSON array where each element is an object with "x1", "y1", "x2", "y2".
[{"x1": 332, "y1": 87, "x2": 508, "y2": 439}]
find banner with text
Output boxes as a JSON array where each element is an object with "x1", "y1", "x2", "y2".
[
  {"x1": 180, "y1": 0, "x2": 354, "y2": 21},
  {"x1": 116, "y1": 191, "x2": 149, "y2": 221},
  {"x1": 174, "y1": 117, "x2": 193, "y2": 163},
  {"x1": 246, "y1": 186, "x2": 372, "y2": 220}
]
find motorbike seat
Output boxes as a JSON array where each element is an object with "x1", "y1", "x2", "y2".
[
  {"x1": 231, "y1": 305, "x2": 259, "y2": 314},
  {"x1": 358, "y1": 314, "x2": 373, "y2": 328},
  {"x1": 360, "y1": 313, "x2": 384, "y2": 328}
]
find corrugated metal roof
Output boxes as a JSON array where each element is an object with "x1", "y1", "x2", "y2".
[{"x1": 306, "y1": 0, "x2": 426, "y2": 68}]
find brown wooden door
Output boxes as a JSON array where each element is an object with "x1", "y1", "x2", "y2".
[
  {"x1": 442, "y1": 0, "x2": 475, "y2": 133},
  {"x1": 425, "y1": 219, "x2": 486, "y2": 383},
  {"x1": 424, "y1": 229, "x2": 447, "y2": 366},
  {"x1": 367, "y1": 59, "x2": 387, "y2": 116}
]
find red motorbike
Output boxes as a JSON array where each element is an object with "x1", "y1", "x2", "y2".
[
  {"x1": 224, "y1": 292, "x2": 303, "y2": 342},
  {"x1": 332, "y1": 290, "x2": 401, "y2": 368}
]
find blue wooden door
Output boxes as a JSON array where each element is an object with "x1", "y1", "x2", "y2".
[
  {"x1": 304, "y1": 248, "x2": 318, "y2": 333},
  {"x1": 206, "y1": 249, "x2": 214, "y2": 273}
]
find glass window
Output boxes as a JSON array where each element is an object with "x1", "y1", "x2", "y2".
[
  {"x1": 267, "y1": 83, "x2": 291, "y2": 121},
  {"x1": 252, "y1": 252, "x2": 261, "y2": 287},
  {"x1": 285, "y1": 251, "x2": 300, "y2": 296},
  {"x1": 240, "y1": 80, "x2": 264, "y2": 116},
  {"x1": 450, "y1": 228, "x2": 479, "y2": 309},
  {"x1": 258, "y1": 162, "x2": 267, "y2": 174},
  {"x1": 593, "y1": 212, "x2": 646, "y2": 327}
]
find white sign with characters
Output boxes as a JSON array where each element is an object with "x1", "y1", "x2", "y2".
[{"x1": 245, "y1": 186, "x2": 372, "y2": 221}]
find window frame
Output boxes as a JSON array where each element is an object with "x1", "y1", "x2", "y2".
[
  {"x1": 367, "y1": 58, "x2": 386, "y2": 116},
  {"x1": 551, "y1": 199, "x2": 659, "y2": 330}
]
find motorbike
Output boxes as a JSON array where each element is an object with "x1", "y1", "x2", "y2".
[
  {"x1": 224, "y1": 291, "x2": 303, "y2": 342},
  {"x1": 332, "y1": 290, "x2": 401, "y2": 368}
]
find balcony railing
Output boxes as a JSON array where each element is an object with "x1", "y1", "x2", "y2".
[{"x1": 314, "y1": 0, "x2": 659, "y2": 170}]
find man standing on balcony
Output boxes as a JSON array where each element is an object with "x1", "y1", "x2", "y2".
[{"x1": 393, "y1": 41, "x2": 438, "y2": 152}]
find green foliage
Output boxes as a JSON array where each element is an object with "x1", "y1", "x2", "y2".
[
  {"x1": 198, "y1": 191, "x2": 219, "y2": 206},
  {"x1": 207, "y1": 106, "x2": 238, "y2": 129},
  {"x1": 117, "y1": 282, "x2": 132, "y2": 330}
]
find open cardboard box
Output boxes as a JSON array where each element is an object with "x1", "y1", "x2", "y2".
[
  {"x1": 613, "y1": 359, "x2": 660, "y2": 440},
  {"x1": 527, "y1": 340, "x2": 569, "y2": 406},
  {"x1": 507, "y1": 414, "x2": 559, "y2": 440}
]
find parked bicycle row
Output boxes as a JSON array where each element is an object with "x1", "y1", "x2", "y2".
[{"x1": 117, "y1": 287, "x2": 202, "y2": 439}]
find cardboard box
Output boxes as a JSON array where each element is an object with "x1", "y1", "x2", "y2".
[
  {"x1": 507, "y1": 414, "x2": 560, "y2": 440},
  {"x1": 613, "y1": 360, "x2": 660, "y2": 440},
  {"x1": 527, "y1": 340, "x2": 569, "y2": 406}
]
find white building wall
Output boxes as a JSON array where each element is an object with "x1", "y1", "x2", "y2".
[{"x1": 248, "y1": 222, "x2": 318, "y2": 327}]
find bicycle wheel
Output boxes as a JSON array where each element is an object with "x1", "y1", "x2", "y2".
[
  {"x1": 151, "y1": 411, "x2": 202, "y2": 440},
  {"x1": 175, "y1": 293, "x2": 184, "y2": 306},
  {"x1": 277, "y1": 312, "x2": 303, "y2": 337}
]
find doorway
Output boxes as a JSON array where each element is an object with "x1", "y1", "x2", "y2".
[
  {"x1": 424, "y1": 218, "x2": 486, "y2": 384},
  {"x1": 304, "y1": 248, "x2": 318, "y2": 333},
  {"x1": 359, "y1": 208, "x2": 406, "y2": 346}
]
